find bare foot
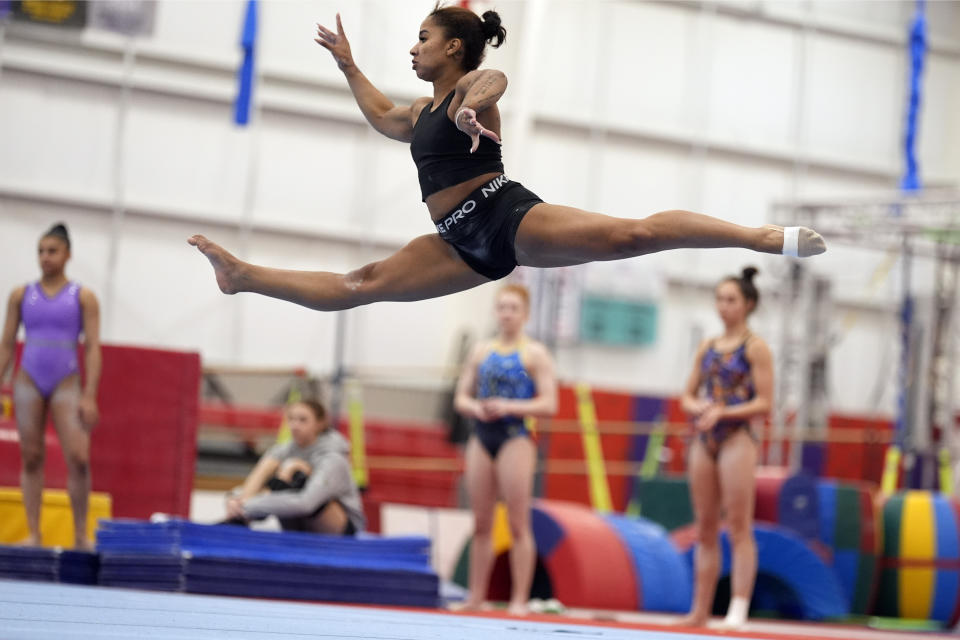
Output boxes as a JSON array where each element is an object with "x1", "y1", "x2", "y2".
[
  {"x1": 763, "y1": 225, "x2": 827, "y2": 257},
  {"x1": 672, "y1": 613, "x2": 709, "y2": 627},
  {"x1": 188, "y1": 235, "x2": 244, "y2": 294},
  {"x1": 449, "y1": 599, "x2": 485, "y2": 612},
  {"x1": 18, "y1": 535, "x2": 42, "y2": 547},
  {"x1": 73, "y1": 539, "x2": 95, "y2": 552},
  {"x1": 506, "y1": 601, "x2": 529, "y2": 616}
]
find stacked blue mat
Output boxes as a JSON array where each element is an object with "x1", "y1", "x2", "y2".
[
  {"x1": 0, "y1": 545, "x2": 99, "y2": 585},
  {"x1": 96, "y1": 519, "x2": 439, "y2": 606}
]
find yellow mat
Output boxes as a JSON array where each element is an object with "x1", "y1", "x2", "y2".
[{"x1": 0, "y1": 487, "x2": 111, "y2": 547}]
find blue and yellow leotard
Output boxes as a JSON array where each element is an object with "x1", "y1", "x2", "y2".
[{"x1": 473, "y1": 340, "x2": 536, "y2": 458}]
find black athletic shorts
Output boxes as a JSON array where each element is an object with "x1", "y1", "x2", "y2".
[{"x1": 434, "y1": 174, "x2": 543, "y2": 280}]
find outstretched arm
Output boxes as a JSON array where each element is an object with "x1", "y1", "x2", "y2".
[
  {"x1": 450, "y1": 69, "x2": 507, "y2": 153},
  {"x1": 315, "y1": 14, "x2": 424, "y2": 142}
]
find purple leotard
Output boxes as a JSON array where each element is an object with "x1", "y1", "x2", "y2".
[{"x1": 20, "y1": 281, "x2": 82, "y2": 398}]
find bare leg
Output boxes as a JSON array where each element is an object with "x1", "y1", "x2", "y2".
[
  {"x1": 188, "y1": 233, "x2": 488, "y2": 311},
  {"x1": 715, "y1": 430, "x2": 758, "y2": 629},
  {"x1": 514, "y1": 204, "x2": 825, "y2": 268},
  {"x1": 496, "y1": 436, "x2": 536, "y2": 616},
  {"x1": 48, "y1": 375, "x2": 92, "y2": 551},
  {"x1": 462, "y1": 437, "x2": 498, "y2": 611},
  {"x1": 677, "y1": 436, "x2": 722, "y2": 627},
  {"x1": 308, "y1": 501, "x2": 350, "y2": 535},
  {"x1": 13, "y1": 374, "x2": 47, "y2": 546}
]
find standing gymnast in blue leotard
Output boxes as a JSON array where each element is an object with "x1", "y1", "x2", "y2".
[
  {"x1": 454, "y1": 283, "x2": 557, "y2": 615},
  {"x1": 0, "y1": 223, "x2": 102, "y2": 549}
]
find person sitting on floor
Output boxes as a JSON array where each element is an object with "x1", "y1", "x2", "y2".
[{"x1": 224, "y1": 399, "x2": 365, "y2": 535}]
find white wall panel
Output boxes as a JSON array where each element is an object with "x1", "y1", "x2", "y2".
[
  {"x1": 601, "y1": 2, "x2": 692, "y2": 135},
  {"x1": 804, "y1": 33, "x2": 901, "y2": 168},
  {"x1": 151, "y1": 0, "x2": 246, "y2": 63},
  {"x1": 707, "y1": 17, "x2": 796, "y2": 152},
  {"x1": 234, "y1": 232, "x2": 359, "y2": 368},
  {"x1": 124, "y1": 93, "x2": 248, "y2": 220},
  {"x1": 252, "y1": 110, "x2": 362, "y2": 232},
  {"x1": 593, "y1": 137, "x2": 688, "y2": 216},
  {"x1": 525, "y1": 126, "x2": 592, "y2": 209},
  {"x1": 107, "y1": 217, "x2": 238, "y2": 357},
  {"x1": 918, "y1": 53, "x2": 960, "y2": 182},
  {"x1": 0, "y1": 72, "x2": 116, "y2": 199},
  {"x1": 531, "y1": 1, "x2": 598, "y2": 120}
]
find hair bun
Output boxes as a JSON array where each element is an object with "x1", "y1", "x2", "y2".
[
  {"x1": 741, "y1": 266, "x2": 759, "y2": 283},
  {"x1": 481, "y1": 10, "x2": 506, "y2": 47},
  {"x1": 42, "y1": 222, "x2": 72, "y2": 248}
]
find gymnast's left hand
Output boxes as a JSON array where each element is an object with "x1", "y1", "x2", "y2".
[
  {"x1": 455, "y1": 107, "x2": 501, "y2": 153},
  {"x1": 694, "y1": 403, "x2": 723, "y2": 432},
  {"x1": 79, "y1": 395, "x2": 99, "y2": 429}
]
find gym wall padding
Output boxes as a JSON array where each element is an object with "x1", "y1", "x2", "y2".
[
  {"x1": 625, "y1": 396, "x2": 666, "y2": 510},
  {"x1": 674, "y1": 522, "x2": 849, "y2": 621},
  {"x1": 543, "y1": 386, "x2": 589, "y2": 505},
  {"x1": 662, "y1": 398, "x2": 688, "y2": 474},
  {"x1": 754, "y1": 468, "x2": 820, "y2": 542},
  {"x1": 604, "y1": 513, "x2": 691, "y2": 613},
  {"x1": 362, "y1": 420, "x2": 461, "y2": 508},
  {"x1": 0, "y1": 344, "x2": 200, "y2": 519},
  {"x1": 876, "y1": 491, "x2": 960, "y2": 625},
  {"x1": 594, "y1": 389, "x2": 636, "y2": 512},
  {"x1": 824, "y1": 414, "x2": 892, "y2": 485},
  {"x1": 815, "y1": 480, "x2": 879, "y2": 615}
]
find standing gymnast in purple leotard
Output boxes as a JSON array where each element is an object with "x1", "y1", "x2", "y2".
[{"x1": 0, "y1": 223, "x2": 102, "y2": 549}]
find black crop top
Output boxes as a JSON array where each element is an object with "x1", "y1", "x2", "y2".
[{"x1": 410, "y1": 91, "x2": 504, "y2": 201}]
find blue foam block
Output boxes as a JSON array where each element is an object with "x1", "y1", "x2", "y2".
[
  {"x1": 94, "y1": 519, "x2": 440, "y2": 605},
  {"x1": 0, "y1": 545, "x2": 98, "y2": 585},
  {"x1": 682, "y1": 523, "x2": 848, "y2": 620},
  {"x1": 605, "y1": 514, "x2": 691, "y2": 613}
]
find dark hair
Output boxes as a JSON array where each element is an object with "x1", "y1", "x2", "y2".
[
  {"x1": 429, "y1": 3, "x2": 505, "y2": 71},
  {"x1": 292, "y1": 399, "x2": 327, "y2": 423},
  {"x1": 42, "y1": 223, "x2": 71, "y2": 249},
  {"x1": 721, "y1": 266, "x2": 760, "y2": 311}
]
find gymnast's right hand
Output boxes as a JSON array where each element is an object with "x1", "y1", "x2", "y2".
[
  {"x1": 684, "y1": 397, "x2": 712, "y2": 418},
  {"x1": 315, "y1": 13, "x2": 355, "y2": 72}
]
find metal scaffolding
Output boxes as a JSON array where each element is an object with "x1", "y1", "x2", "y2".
[{"x1": 771, "y1": 190, "x2": 960, "y2": 486}]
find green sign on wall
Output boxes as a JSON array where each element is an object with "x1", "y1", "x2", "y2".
[{"x1": 580, "y1": 295, "x2": 658, "y2": 346}]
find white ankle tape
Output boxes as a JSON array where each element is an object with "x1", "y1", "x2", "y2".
[
  {"x1": 783, "y1": 226, "x2": 800, "y2": 257},
  {"x1": 724, "y1": 596, "x2": 749, "y2": 625}
]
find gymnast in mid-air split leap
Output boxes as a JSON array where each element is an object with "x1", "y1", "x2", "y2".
[{"x1": 189, "y1": 4, "x2": 825, "y2": 310}]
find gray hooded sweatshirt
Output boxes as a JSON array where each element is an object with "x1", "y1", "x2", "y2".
[{"x1": 242, "y1": 428, "x2": 365, "y2": 532}]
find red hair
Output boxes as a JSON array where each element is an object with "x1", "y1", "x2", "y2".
[{"x1": 497, "y1": 283, "x2": 530, "y2": 308}]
